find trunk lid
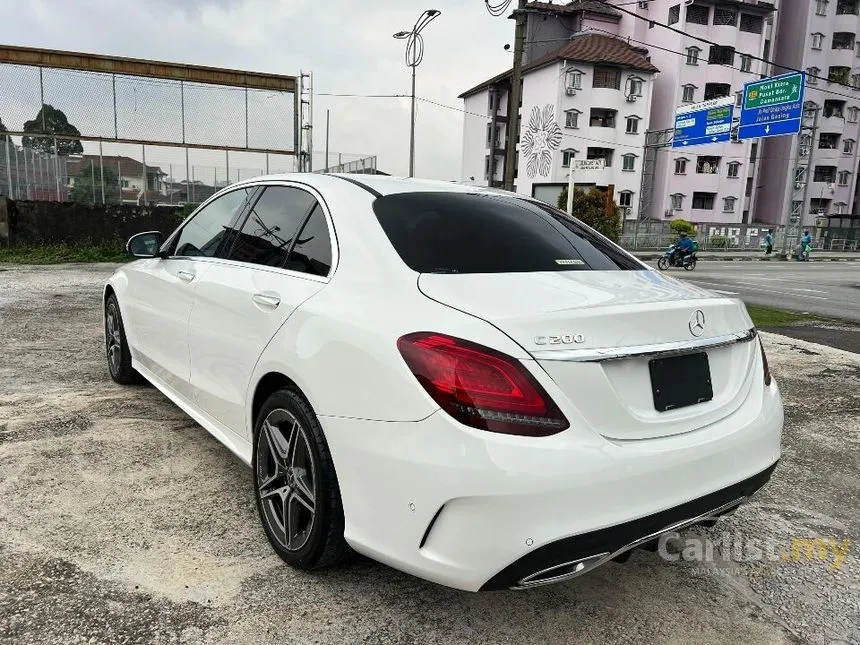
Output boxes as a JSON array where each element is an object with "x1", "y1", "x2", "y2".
[{"x1": 418, "y1": 270, "x2": 758, "y2": 440}]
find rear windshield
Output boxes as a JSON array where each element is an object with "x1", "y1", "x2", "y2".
[{"x1": 373, "y1": 191, "x2": 641, "y2": 273}]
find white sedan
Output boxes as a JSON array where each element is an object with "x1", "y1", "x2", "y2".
[{"x1": 103, "y1": 174, "x2": 783, "y2": 591}]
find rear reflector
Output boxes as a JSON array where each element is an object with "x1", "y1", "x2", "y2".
[
  {"x1": 397, "y1": 332, "x2": 569, "y2": 437},
  {"x1": 759, "y1": 338, "x2": 772, "y2": 386}
]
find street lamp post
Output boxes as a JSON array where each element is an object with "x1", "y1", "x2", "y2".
[{"x1": 394, "y1": 9, "x2": 441, "y2": 178}]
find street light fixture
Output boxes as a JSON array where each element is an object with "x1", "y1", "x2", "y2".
[{"x1": 393, "y1": 9, "x2": 441, "y2": 178}]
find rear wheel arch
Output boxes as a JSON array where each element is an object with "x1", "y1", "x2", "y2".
[{"x1": 252, "y1": 372, "x2": 309, "y2": 431}]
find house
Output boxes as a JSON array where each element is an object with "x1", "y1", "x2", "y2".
[
  {"x1": 66, "y1": 155, "x2": 168, "y2": 204},
  {"x1": 459, "y1": 30, "x2": 659, "y2": 219}
]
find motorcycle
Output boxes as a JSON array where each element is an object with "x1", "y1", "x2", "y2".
[{"x1": 657, "y1": 244, "x2": 697, "y2": 271}]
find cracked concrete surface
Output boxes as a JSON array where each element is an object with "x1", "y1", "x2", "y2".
[{"x1": 0, "y1": 264, "x2": 857, "y2": 645}]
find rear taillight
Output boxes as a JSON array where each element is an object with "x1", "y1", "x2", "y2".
[
  {"x1": 759, "y1": 339, "x2": 772, "y2": 386},
  {"x1": 397, "y1": 332, "x2": 569, "y2": 437}
]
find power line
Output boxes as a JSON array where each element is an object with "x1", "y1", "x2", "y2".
[{"x1": 484, "y1": 0, "x2": 514, "y2": 17}]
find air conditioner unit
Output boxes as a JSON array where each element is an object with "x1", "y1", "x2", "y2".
[{"x1": 565, "y1": 87, "x2": 577, "y2": 96}]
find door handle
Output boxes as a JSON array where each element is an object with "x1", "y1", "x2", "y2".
[
  {"x1": 252, "y1": 293, "x2": 281, "y2": 308},
  {"x1": 177, "y1": 270, "x2": 196, "y2": 282}
]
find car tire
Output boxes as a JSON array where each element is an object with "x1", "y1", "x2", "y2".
[
  {"x1": 105, "y1": 294, "x2": 142, "y2": 385},
  {"x1": 657, "y1": 257, "x2": 669, "y2": 271},
  {"x1": 252, "y1": 387, "x2": 349, "y2": 570}
]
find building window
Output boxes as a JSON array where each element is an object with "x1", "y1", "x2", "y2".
[
  {"x1": 800, "y1": 133, "x2": 812, "y2": 157},
  {"x1": 819, "y1": 133, "x2": 841, "y2": 149},
  {"x1": 674, "y1": 158, "x2": 688, "y2": 175},
  {"x1": 626, "y1": 116, "x2": 640, "y2": 134},
  {"x1": 669, "y1": 4, "x2": 680, "y2": 24},
  {"x1": 561, "y1": 149, "x2": 578, "y2": 167},
  {"x1": 486, "y1": 123, "x2": 501, "y2": 148},
  {"x1": 696, "y1": 156, "x2": 720, "y2": 174},
  {"x1": 845, "y1": 138, "x2": 856, "y2": 153},
  {"x1": 708, "y1": 46, "x2": 735, "y2": 66},
  {"x1": 740, "y1": 55, "x2": 753, "y2": 73},
  {"x1": 488, "y1": 92, "x2": 497, "y2": 114},
  {"x1": 564, "y1": 109, "x2": 581, "y2": 129},
  {"x1": 593, "y1": 67, "x2": 621, "y2": 89},
  {"x1": 687, "y1": 5, "x2": 709, "y2": 24},
  {"x1": 671, "y1": 194, "x2": 684, "y2": 210},
  {"x1": 692, "y1": 192, "x2": 716, "y2": 210},
  {"x1": 750, "y1": 142, "x2": 759, "y2": 162},
  {"x1": 565, "y1": 69, "x2": 583, "y2": 91},
  {"x1": 735, "y1": 91, "x2": 743, "y2": 107},
  {"x1": 816, "y1": 0, "x2": 828, "y2": 15},
  {"x1": 746, "y1": 177, "x2": 754, "y2": 197},
  {"x1": 686, "y1": 47, "x2": 701, "y2": 65},
  {"x1": 590, "y1": 108, "x2": 617, "y2": 127},
  {"x1": 824, "y1": 100, "x2": 846, "y2": 117},
  {"x1": 814, "y1": 166, "x2": 837, "y2": 182},
  {"x1": 833, "y1": 32, "x2": 855, "y2": 49},
  {"x1": 704, "y1": 83, "x2": 731, "y2": 100},
  {"x1": 727, "y1": 162, "x2": 741, "y2": 178},
  {"x1": 837, "y1": 0, "x2": 858, "y2": 15},
  {"x1": 587, "y1": 147, "x2": 614, "y2": 167},
  {"x1": 484, "y1": 156, "x2": 490, "y2": 180},
  {"x1": 853, "y1": 74, "x2": 860, "y2": 89},
  {"x1": 628, "y1": 78, "x2": 644, "y2": 96},
  {"x1": 638, "y1": 1, "x2": 649, "y2": 8},
  {"x1": 619, "y1": 191, "x2": 634, "y2": 207},
  {"x1": 811, "y1": 33, "x2": 824, "y2": 49},
  {"x1": 622, "y1": 154, "x2": 636, "y2": 171},
  {"x1": 829, "y1": 66, "x2": 851, "y2": 84},
  {"x1": 682, "y1": 85, "x2": 696, "y2": 102},
  {"x1": 121, "y1": 179, "x2": 129, "y2": 188},
  {"x1": 723, "y1": 197, "x2": 736, "y2": 212},
  {"x1": 834, "y1": 202, "x2": 848, "y2": 214},
  {"x1": 740, "y1": 14, "x2": 763, "y2": 33},
  {"x1": 838, "y1": 170, "x2": 852, "y2": 185},
  {"x1": 714, "y1": 7, "x2": 738, "y2": 26},
  {"x1": 808, "y1": 67, "x2": 820, "y2": 85},
  {"x1": 849, "y1": 107, "x2": 860, "y2": 122}
]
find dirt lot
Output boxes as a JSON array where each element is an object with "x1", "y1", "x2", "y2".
[{"x1": 1, "y1": 264, "x2": 858, "y2": 645}]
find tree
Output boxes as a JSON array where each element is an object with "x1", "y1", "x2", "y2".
[
  {"x1": 0, "y1": 116, "x2": 10, "y2": 144},
  {"x1": 70, "y1": 163, "x2": 120, "y2": 205},
  {"x1": 557, "y1": 187, "x2": 622, "y2": 242},
  {"x1": 22, "y1": 104, "x2": 83, "y2": 156},
  {"x1": 669, "y1": 218, "x2": 697, "y2": 236}
]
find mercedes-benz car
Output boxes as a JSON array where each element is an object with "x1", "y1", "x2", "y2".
[{"x1": 103, "y1": 174, "x2": 783, "y2": 591}]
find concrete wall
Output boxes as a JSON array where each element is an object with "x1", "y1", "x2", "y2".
[{"x1": 0, "y1": 196, "x2": 183, "y2": 245}]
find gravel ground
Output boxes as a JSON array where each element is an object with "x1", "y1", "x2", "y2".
[{"x1": 0, "y1": 264, "x2": 857, "y2": 645}]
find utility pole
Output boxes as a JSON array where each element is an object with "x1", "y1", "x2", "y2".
[
  {"x1": 503, "y1": 0, "x2": 527, "y2": 192},
  {"x1": 325, "y1": 109, "x2": 330, "y2": 172}
]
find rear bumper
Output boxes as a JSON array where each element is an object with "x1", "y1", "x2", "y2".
[
  {"x1": 480, "y1": 460, "x2": 777, "y2": 590},
  {"x1": 320, "y1": 378, "x2": 783, "y2": 592}
]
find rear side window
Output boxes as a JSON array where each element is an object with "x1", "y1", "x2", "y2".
[
  {"x1": 286, "y1": 204, "x2": 333, "y2": 277},
  {"x1": 229, "y1": 186, "x2": 316, "y2": 267},
  {"x1": 373, "y1": 192, "x2": 640, "y2": 273}
]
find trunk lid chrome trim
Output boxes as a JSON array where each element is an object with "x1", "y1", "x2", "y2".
[{"x1": 531, "y1": 328, "x2": 757, "y2": 363}]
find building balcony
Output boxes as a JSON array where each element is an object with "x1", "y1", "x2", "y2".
[
  {"x1": 827, "y1": 47, "x2": 856, "y2": 70},
  {"x1": 833, "y1": 12, "x2": 860, "y2": 34}
]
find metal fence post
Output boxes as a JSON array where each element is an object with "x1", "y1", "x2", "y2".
[
  {"x1": 99, "y1": 140, "x2": 105, "y2": 204},
  {"x1": 53, "y1": 138, "x2": 60, "y2": 201},
  {"x1": 4, "y1": 138, "x2": 12, "y2": 198}
]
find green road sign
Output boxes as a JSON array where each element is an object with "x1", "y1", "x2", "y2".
[{"x1": 744, "y1": 73, "x2": 803, "y2": 110}]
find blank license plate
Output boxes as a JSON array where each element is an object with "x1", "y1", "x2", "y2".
[{"x1": 649, "y1": 352, "x2": 713, "y2": 412}]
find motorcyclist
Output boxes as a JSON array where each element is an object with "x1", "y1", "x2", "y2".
[{"x1": 674, "y1": 231, "x2": 695, "y2": 265}]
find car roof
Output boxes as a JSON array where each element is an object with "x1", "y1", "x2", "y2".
[{"x1": 228, "y1": 172, "x2": 525, "y2": 200}]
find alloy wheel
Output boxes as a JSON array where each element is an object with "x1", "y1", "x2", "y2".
[
  {"x1": 257, "y1": 409, "x2": 317, "y2": 552},
  {"x1": 105, "y1": 303, "x2": 123, "y2": 375}
]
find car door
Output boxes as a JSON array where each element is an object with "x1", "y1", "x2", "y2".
[
  {"x1": 187, "y1": 183, "x2": 336, "y2": 437},
  {"x1": 124, "y1": 187, "x2": 255, "y2": 399}
]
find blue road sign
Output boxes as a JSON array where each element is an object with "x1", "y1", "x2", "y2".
[
  {"x1": 738, "y1": 71, "x2": 806, "y2": 141},
  {"x1": 672, "y1": 96, "x2": 735, "y2": 149}
]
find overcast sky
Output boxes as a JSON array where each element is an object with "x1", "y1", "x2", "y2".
[{"x1": 2, "y1": 0, "x2": 515, "y2": 180}]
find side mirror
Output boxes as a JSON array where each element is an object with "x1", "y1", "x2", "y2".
[{"x1": 126, "y1": 231, "x2": 164, "y2": 258}]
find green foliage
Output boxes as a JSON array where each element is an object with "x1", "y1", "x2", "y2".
[
  {"x1": 745, "y1": 305, "x2": 821, "y2": 328},
  {"x1": 178, "y1": 202, "x2": 197, "y2": 221},
  {"x1": 21, "y1": 104, "x2": 84, "y2": 156},
  {"x1": 0, "y1": 241, "x2": 127, "y2": 264},
  {"x1": 709, "y1": 235, "x2": 729, "y2": 248},
  {"x1": 669, "y1": 219, "x2": 697, "y2": 235},
  {"x1": 0, "y1": 116, "x2": 10, "y2": 144},
  {"x1": 70, "y1": 163, "x2": 120, "y2": 204},
  {"x1": 556, "y1": 187, "x2": 622, "y2": 242}
]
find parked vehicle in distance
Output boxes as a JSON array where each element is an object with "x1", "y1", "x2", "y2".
[{"x1": 103, "y1": 174, "x2": 783, "y2": 591}]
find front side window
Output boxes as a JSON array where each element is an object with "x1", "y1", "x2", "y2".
[
  {"x1": 228, "y1": 186, "x2": 317, "y2": 267},
  {"x1": 373, "y1": 192, "x2": 641, "y2": 273},
  {"x1": 173, "y1": 187, "x2": 254, "y2": 258}
]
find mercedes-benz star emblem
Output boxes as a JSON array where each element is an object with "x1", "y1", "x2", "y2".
[{"x1": 689, "y1": 310, "x2": 706, "y2": 337}]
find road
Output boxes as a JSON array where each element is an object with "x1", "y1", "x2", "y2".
[{"x1": 671, "y1": 262, "x2": 860, "y2": 323}]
